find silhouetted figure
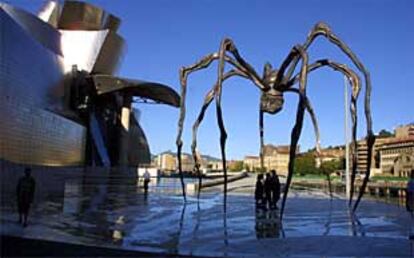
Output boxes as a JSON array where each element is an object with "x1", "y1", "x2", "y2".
[
  {"x1": 255, "y1": 174, "x2": 265, "y2": 209},
  {"x1": 264, "y1": 173, "x2": 272, "y2": 210},
  {"x1": 16, "y1": 167, "x2": 35, "y2": 227},
  {"x1": 271, "y1": 170, "x2": 281, "y2": 209},
  {"x1": 407, "y1": 170, "x2": 414, "y2": 240},
  {"x1": 143, "y1": 169, "x2": 150, "y2": 195}
]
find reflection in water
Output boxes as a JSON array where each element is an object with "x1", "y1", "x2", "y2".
[
  {"x1": 61, "y1": 172, "x2": 145, "y2": 244},
  {"x1": 112, "y1": 215, "x2": 125, "y2": 244},
  {"x1": 191, "y1": 202, "x2": 201, "y2": 245},
  {"x1": 323, "y1": 199, "x2": 333, "y2": 236},
  {"x1": 223, "y1": 208, "x2": 228, "y2": 252},
  {"x1": 169, "y1": 203, "x2": 187, "y2": 254},
  {"x1": 349, "y1": 211, "x2": 366, "y2": 237},
  {"x1": 63, "y1": 179, "x2": 82, "y2": 214},
  {"x1": 40, "y1": 176, "x2": 411, "y2": 257},
  {"x1": 255, "y1": 209, "x2": 281, "y2": 239}
]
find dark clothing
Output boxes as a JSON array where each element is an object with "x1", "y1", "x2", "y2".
[
  {"x1": 264, "y1": 177, "x2": 272, "y2": 208},
  {"x1": 271, "y1": 176, "x2": 281, "y2": 208},
  {"x1": 255, "y1": 181, "x2": 264, "y2": 200},
  {"x1": 16, "y1": 175, "x2": 35, "y2": 226},
  {"x1": 16, "y1": 176, "x2": 35, "y2": 206},
  {"x1": 144, "y1": 179, "x2": 150, "y2": 193}
]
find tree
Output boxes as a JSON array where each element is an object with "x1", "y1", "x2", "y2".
[
  {"x1": 378, "y1": 129, "x2": 394, "y2": 137},
  {"x1": 320, "y1": 159, "x2": 343, "y2": 176},
  {"x1": 319, "y1": 159, "x2": 344, "y2": 198},
  {"x1": 229, "y1": 161, "x2": 244, "y2": 172},
  {"x1": 294, "y1": 152, "x2": 320, "y2": 176},
  {"x1": 244, "y1": 164, "x2": 251, "y2": 172}
]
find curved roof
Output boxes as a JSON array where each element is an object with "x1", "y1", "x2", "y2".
[{"x1": 91, "y1": 74, "x2": 180, "y2": 107}]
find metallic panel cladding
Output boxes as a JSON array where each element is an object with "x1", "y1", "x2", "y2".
[
  {"x1": 58, "y1": 1, "x2": 121, "y2": 32},
  {"x1": 0, "y1": 7, "x2": 86, "y2": 166},
  {"x1": 128, "y1": 113, "x2": 151, "y2": 166}
]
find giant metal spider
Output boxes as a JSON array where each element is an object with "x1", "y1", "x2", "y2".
[{"x1": 176, "y1": 22, "x2": 375, "y2": 219}]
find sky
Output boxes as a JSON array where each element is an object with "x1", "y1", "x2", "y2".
[{"x1": 8, "y1": 0, "x2": 414, "y2": 160}]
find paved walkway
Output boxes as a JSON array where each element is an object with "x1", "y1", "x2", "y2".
[{"x1": 1, "y1": 176, "x2": 413, "y2": 257}]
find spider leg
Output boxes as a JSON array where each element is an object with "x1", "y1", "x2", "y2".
[
  {"x1": 280, "y1": 45, "x2": 309, "y2": 221},
  {"x1": 192, "y1": 89, "x2": 214, "y2": 199},
  {"x1": 176, "y1": 53, "x2": 219, "y2": 201},
  {"x1": 258, "y1": 92, "x2": 320, "y2": 174},
  {"x1": 213, "y1": 38, "x2": 265, "y2": 207},
  {"x1": 258, "y1": 45, "x2": 307, "y2": 176},
  {"x1": 285, "y1": 22, "x2": 375, "y2": 212},
  {"x1": 176, "y1": 52, "x2": 252, "y2": 201},
  {"x1": 285, "y1": 88, "x2": 322, "y2": 161},
  {"x1": 287, "y1": 59, "x2": 361, "y2": 206},
  {"x1": 304, "y1": 97, "x2": 322, "y2": 162},
  {"x1": 215, "y1": 39, "x2": 232, "y2": 207},
  {"x1": 259, "y1": 110, "x2": 265, "y2": 172},
  {"x1": 206, "y1": 38, "x2": 265, "y2": 206},
  {"x1": 191, "y1": 70, "x2": 248, "y2": 199}
]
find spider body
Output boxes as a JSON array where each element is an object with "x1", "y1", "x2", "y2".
[
  {"x1": 260, "y1": 90, "x2": 284, "y2": 114},
  {"x1": 176, "y1": 22, "x2": 375, "y2": 219}
]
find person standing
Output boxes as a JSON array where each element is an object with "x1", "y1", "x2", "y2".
[
  {"x1": 270, "y1": 170, "x2": 281, "y2": 209},
  {"x1": 255, "y1": 174, "x2": 265, "y2": 209},
  {"x1": 406, "y1": 170, "x2": 414, "y2": 240},
  {"x1": 264, "y1": 173, "x2": 272, "y2": 210},
  {"x1": 143, "y1": 169, "x2": 150, "y2": 195},
  {"x1": 16, "y1": 167, "x2": 36, "y2": 227}
]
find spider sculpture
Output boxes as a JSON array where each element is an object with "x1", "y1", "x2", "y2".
[{"x1": 176, "y1": 22, "x2": 375, "y2": 219}]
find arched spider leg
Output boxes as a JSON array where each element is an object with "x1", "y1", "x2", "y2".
[
  {"x1": 284, "y1": 22, "x2": 375, "y2": 211},
  {"x1": 279, "y1": 45, "x2": 309, "y2": 221},
  {"x1": 191, "y1": 70, "x2": 249, "y2": 199},
  {"x1": 176, "y1": 53, "x2": 220, "y2": 201},
  {"x1": 213, "y1": 38, "x2": 267, "y2": 207},
  {"x1": 287, "y1": 59, "x2": 361, "y2": 206},
  {"x1": 284, "y1": 88, "x2": 322, "y2": 159},
  {"x1": 290, "y1": 88, "x2": 339, "y2": 200},
  {"x1": 177, "y1": 41, "x2": 266, "y2": 201}
]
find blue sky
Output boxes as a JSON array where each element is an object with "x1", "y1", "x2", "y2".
[{"x1": 10, "y1": 0, "x2": 414, "y2": 159}]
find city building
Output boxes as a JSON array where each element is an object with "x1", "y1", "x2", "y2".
[
  {"x1": 353, "y1": 124, "x2": 414, "y2": 176},
  {"x1": 207, "y1": 160, "x2": 224, "y2": 171},
  {"x1": 154, "y1": 151, "x2": 224, "y2": 173},
  {"x1": 263, "y1": 145, "x2": 294, "y2": 176},
  {"x1": 181, "y1": 153, "x2": 198, "y2": 172},
  {"x1": 155, "y1": 151, "x2": 176, "y2": 172},
  {"x1": 244, "y1": 156, "x2": 260, "y2": 172},
  {"x1": 244, "y1": 144, "x2": 298, "y2": 175},
  {"x1": 395, "y1": 124, "x2": 414, "y2": 138},
  {"x1": 353, "y1": 136, "x2": 390, "y2": 175},
  {"x1": 314, "y1": 147, "x2": 345, "y2": 167},
  {"x1": 379, "y1": 137, "x2": 414, "y2": 176}
]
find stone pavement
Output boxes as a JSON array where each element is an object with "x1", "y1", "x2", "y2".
[{"x1": 1, "y1": 175, "x2": 413, "y2": 257}]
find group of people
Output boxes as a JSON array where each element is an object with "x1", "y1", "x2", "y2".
[{"x1": 255, "y1": 170, "x2": 281, "y2": 210}]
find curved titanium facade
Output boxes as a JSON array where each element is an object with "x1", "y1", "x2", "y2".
[
  {"x1": 0, "y1": 6, "x2": 86, "y2": 166},
  {"x1": 0, "y1": 1, "x2": 179, "y2": 167}
]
